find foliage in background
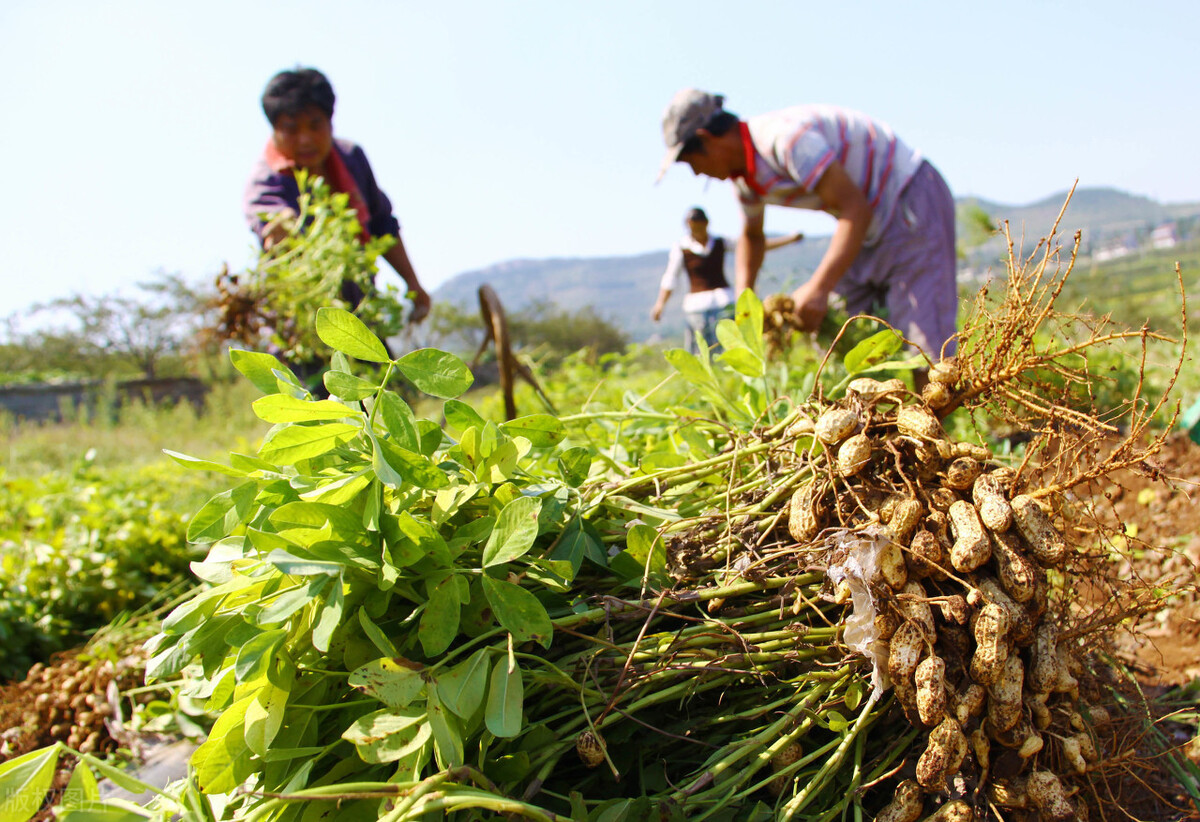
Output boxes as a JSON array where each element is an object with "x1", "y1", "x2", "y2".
[
  {"x1": 506, "y1": 299, "x2": 629, "y2": 363},
  {"x1": 0, "y1": 457, "x2": 219, "y2": 680},
  {"x1": 0, "y1": 272, "x2": 213, "y2": 383},
  {"x1": 1, "y1": 379, "x2": 267, "y2": 479}
]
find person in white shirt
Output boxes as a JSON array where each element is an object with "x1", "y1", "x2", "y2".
[
  {"x1": 652, "y1": 206, "x2": 801, "y2": 353},
  {"x1": 657, "y1": 89, "x2": 958, "y2": 382}
]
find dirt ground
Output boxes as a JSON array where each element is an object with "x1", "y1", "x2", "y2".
[{"x1": 1104, "y1": 433, "x2": 1200, "y2": 687}]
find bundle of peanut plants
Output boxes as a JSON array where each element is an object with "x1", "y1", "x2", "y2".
[{"x1": 4, "y1": 210, "x2": 1196, "y2": 822}]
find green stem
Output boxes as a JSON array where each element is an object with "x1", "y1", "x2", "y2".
[{"x1": 779, "y1": 690, "x2": 882, "y2": 820}]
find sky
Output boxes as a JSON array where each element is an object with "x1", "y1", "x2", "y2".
[{"x1": 1, "y1": 0, "x2": 1197, "y2": 325}]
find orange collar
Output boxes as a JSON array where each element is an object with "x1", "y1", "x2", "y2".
[
  {"x1": 263, "y1": 139, "x2": 295, "y2": 174},
  {"x1": 737, "y1": 121, "x2": 765, "y2": 195}
]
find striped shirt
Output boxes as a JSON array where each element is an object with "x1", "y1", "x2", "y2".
[{"x1": 733, "y1": 106, "x2": 924, "y2": 246}]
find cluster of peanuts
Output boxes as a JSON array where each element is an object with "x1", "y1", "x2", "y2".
[
  {"x1": 0, "y1": 655, "x2": 139, "y2": 761},
  {"x1": 761, "y1": 293, "x2": 801, "y2": 358},
  {"x1": 784, "y1": 360, "x2": 1107, "y2": 821}
]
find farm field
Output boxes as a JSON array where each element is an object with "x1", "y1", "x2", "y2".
[{"x1": 2, "y1": 220, "x2": 1200, "y2": 820}]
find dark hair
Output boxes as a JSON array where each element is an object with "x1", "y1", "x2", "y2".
[
  {"x1": 261, "y1": 68, "x2": 336, "y2": 125},
  {"x1": 685, "y1": 207, "x2": 708, "y2": 223},
  {"x1": 680, "y1": 109, "x2": 739, "y2": 156}
]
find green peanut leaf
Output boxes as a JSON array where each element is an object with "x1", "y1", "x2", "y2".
[
  {"x1": 358, "y1": 608, "x2": 400, "y2": 658},
  {"x1": 271, "y1": 501, "x2": 371, "y2": 546},
  {"x1": 259, "y1": 422, "x2": 360, "y2": 464},
  {"x1": 485, "y1": 656, "x2": 524, "y2": 738},
  {"x1": 162, "y1": 449, "x2": 248, "y2": 478},
  {"x1": 482, "y1": 496, "x2": 543, "y2": 568},
  {"x1": 187, "y1": 487, "x2": 239, "y2": 544},
  {"x1": 76, "y1": 753, "x2": 156, "y2": 798},
  {"x1": 549, "y1": 517, "x2": 606, "y2": 573},
  {"x1": 715, "y1": 316, "x2": 750, "y2": 354},
  {"x1": 381, "y1": 511, "x2": 450, "y2": 568},
  {"x1": 435, "y1": 649, "x2": 490, "y2": 719},
  {"x1": 323, "y1": 370, "x2": 379, "y2": 401},
  {"x1": 481, "y1": 575, "x2": 553, "y2": 648},
  {"x1": 315, "y1": 307, "x2": 390, "y2": 362},
  {"x1": 442, "y1": 399, "x2": 485, "y2": 432},
  {"x1": 230, "y1": 348, "x2": 293, "y2": 395},
  {"x1": 0, "y1": 745, "x2": 60, "y2": 822},
  {"x1": 417, "y1": 419, "x2": 444, "y2": 456},
  {"x1": 718, "y1": 345, "x2": 765, "y2": 379},
  {"x1": 396, "y1": 349, "x2": 474, "y2": 398},
  {"x1": 349, "y1": 658, "x2": 427, "y2": 709},
  {"x1": 341, "y1": 707, "x2": 429, "y2": 764},
  {"x1": 426, "y1": 691, "x2": 464, "y2": 769},
  {"x1": 256, "y1": 576, "x2": 330, "y2": 625},
  {"x1": 252, "y1": 395, "x2": 355, "y2": 424},
  {"x1": 234, "y1": 629, "x2": 288, "y2": 682},
  {"x1": 664, "y1": 348, "x2": 718, "y2": 391},
  {"x1": 609, "y1": 523, "x2": 668, "y2": 587},
  {"x1": 266, "y1": 550, "x2": 345, "y2": 577},
  {"x1": 63, "y1": 760, "x2": 100, "y2": 805},
  {"x1": 377, "y1": 391, "x2": 420, "y2": 451},
  {"x1": 843, "y1": 328, "x2": 904, "y2": 374},
  {"x1": 557, "y1": 446, "x2": 592, "y2": 487},
  {"x1": 299, "y1": 472, "x2": 371, "y2": 505},
  {"x1": 734, "y1": 287, "x2": 766, "y2": 360},
  {"x1": 244, "y1": 669, "x2": 292, "y2": 757},
  {"x1": 374, "y1": 435, "x2": 449, "y2": 490},
  {"x1": 312, "y1": 576, "x2": 344, "y2": 653},
  {"x1": 192, "y1": 695, "x2": 255, "y2": 794},
  {"x1": 500, "y1": 414, "x2": 565, "y2": 448},
  {"x1": 418, "y1": 575, "x2": 461, "y2": 657}
]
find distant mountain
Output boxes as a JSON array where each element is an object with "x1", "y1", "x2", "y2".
[{"x1": 433, "y1": 187, "x2": 1200, "y2": 342}]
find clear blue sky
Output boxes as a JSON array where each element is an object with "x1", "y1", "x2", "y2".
[{"x1": 1, "y1": 0, "x2": 1196, "y2": 323}]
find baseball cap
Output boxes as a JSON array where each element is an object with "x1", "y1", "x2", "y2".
[{"x1": 656, "y1": 88, "x2": 725, "y2": 182}]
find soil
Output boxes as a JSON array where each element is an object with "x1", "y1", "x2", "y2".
[{"x1": 1103, "y1": 433, "x2": 1200, "y2": 686}]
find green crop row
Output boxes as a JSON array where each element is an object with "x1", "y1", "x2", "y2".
[{"x1": 0, "y1": 458, "x2": 224, "y2": 680}]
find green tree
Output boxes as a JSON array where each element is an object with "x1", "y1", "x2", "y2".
[{"x1": 8, "y1": 271, "x2": 212, "y2": 380}]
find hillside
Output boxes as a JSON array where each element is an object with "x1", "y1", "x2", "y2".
[{"x1": 433, "y1": 187, "x2": 1200, "y2": 342}]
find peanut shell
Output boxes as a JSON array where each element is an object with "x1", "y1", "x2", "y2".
[
  {"x1": 896, "y1": 405, "x2": 943, "y2": 440},
  {"x1": 916, "y1": 718, "x2": 966, "y2": 793},
  {"x1": 907, "y1": 530, "x2": 945, "y2": 578},
  {"x1": 948, "y1": 501, "x2": 991, "y2": 572},
  {"x1": 1011, "y1": 495, "x2": 1067, "y2": 565},
  {"x1": 788, "y1": 485, "x2": 821, "y2": 542},
  {"x1": 943, "y1": 457, "x2": 983, "y2": 491},
  {"x1": 989, "y1": 530, "x2": 1036, "y2": 603},
  {"x1": 836, "y1": 433, "x2": 873, "y2": 476},
  {"x1": 915, "y1": 655, "x2": 947, "y2": 726},
  {"x1": 985, "y1": 654, "x2": 1024, "y2": 732},
  {"x1": 816, "y1": 407, "x2": 859, "y2": 444},
  {"x1": 952, "y1": 683, "x2": 986, "y2": 725},
  {"x1": 875, "y1": 779, "x2": 924, "y2": 822},
  {"x1": 1026, "y1": 771, "x2": 1075, "y2": 821},
  {"x1": 929, "y1": 357, "x2": 959, "y2": 386},
  {"x1": 925, "y1": 800, "x2": 972, "y2": 822}
]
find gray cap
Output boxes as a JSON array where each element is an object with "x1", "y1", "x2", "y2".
[{"x1": 656, "y1": 88, "x2": 725, "y2": 182}]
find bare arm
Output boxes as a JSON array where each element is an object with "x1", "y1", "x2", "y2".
[
  {"x1": 735, "y1": 211, "x2": 766, "y2": 293},
  {"x1": 651, "y1": 288, "x2": 672, "y2": 322},
  {"x1": 381, "y1": 235, "x2": 431, "y2": 324},
  {"x1": 790, "y1": 161, "x2": 872, "y2": 330},
  {"x1": 764, "y1": 231, "x2": 804, "y2": 252}
]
